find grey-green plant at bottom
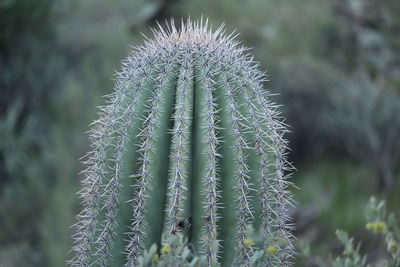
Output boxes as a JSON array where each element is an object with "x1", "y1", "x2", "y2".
[
  {"x1": 136, "y1": 236, "x2": 207, "y2": 267},
  {"x1": 136, "y1": 227, "x2": 279, "y2": 267},
  {"x1": 333, "y1": 196, "x2": 400, "y2": 267},
  {"x1": 69, "y1": 19, "x2": 293, "y2": 267}
]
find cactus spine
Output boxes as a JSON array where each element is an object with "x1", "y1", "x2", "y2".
[{"x1": 70, "y1": 20, "x2": 294, "y2": 267}]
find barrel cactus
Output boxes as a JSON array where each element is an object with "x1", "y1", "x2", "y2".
[{"x1": 70, "y1": 20, "x2": 294, "y2": 267}]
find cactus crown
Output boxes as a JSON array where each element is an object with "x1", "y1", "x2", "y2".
[{"x1": 70, "y1": 19, "x2": 294, "y2": 267}]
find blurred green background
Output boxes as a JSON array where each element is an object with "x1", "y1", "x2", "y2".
[{"x1": 0, "y1": 0, "x2": 399, "y2": 266}]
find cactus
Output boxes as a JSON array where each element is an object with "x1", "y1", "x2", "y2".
[{"x1": 70, "y1": 19, "x2": 294, "y2": 267}]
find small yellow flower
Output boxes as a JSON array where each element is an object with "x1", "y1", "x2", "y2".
[
  {"x1": 388, "y1": 241, "x2": 398, "y2": 252},
  {"x1": 161, "y1": 245, "x2": 171, "y2": 254},
  {"x1": 366, "y1": 221, "x2": 388, "y2": 233},
  {"x1": 151, "y1": 253, "x2": 159, "y2": 264},
  {"x1": 375, "y1": 221, "x2": 388, "y2": 233},
  {"x1": 243, "y1": 239, "x2": 254, "y2": 246},
  {"x1": 265, "y1": 245, "x2": 277, "y2": 255}
]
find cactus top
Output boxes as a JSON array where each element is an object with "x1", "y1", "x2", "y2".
[{"x1": 70, "y1": 19, "x2": 294, "y2": 267}]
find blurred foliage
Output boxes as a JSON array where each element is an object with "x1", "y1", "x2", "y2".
[
  {"x1": 333, "y1": 229, "x2": 367, "y2": 267},
  {"x1": 296, "y1": 197, "x2": 400, "y2": 266},
  {"x1": 0, "y1": 0, "x2": 399, "y2": 266}
]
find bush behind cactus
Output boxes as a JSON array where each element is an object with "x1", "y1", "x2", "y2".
[{"x1": 70, "y1": 19, "x2": 293, "y2": 267}]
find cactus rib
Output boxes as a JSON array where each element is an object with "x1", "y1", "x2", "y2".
[
  {"x1": 125, "y1": 40, "x2": 178, "y2": 266},
  {"x1": 164, "y1": 42, "x2": 194, "y2": 239}
]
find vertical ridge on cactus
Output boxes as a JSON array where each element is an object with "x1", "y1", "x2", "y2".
[
  {"x1": 191, "y1": 41, "x2": 222, "y2": 266},
  {"x1": 70, "y1": 19, "x2": 294, "y2": 267},
  {"x1": 164, "y1": 43, "x2": 194, "y2": 240}
]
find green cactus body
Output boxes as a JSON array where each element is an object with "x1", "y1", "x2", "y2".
[{"x1": 70, "y1": 20, "x2": 293, "y2": 267}]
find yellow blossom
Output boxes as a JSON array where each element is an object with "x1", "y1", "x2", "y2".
[
  {"x1": 366, "y1": 221, "x2": 388, "y2": 233},
  {"x1": 388, "y1": 241, "x2": 398, "y2": 252},
  {"x1": 243, "y1": 239, "x2": 254, "y2": 246},
  {"x1": 265, "y1": 245, "x2": 277, "y2": 255},
  {"x1": 161, "y1": 245, "x2": 171, "y2": 254},
  {"x1": 151, "y1": 253, "x2": 159, "y2": 263}
]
